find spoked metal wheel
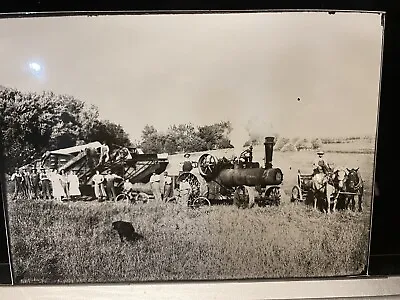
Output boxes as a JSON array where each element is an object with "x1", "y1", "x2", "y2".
[
  {"x1": 135, "y1": 192, "x2": 149, "y2": 204},
  {"x1": 116, "y1": 193, "x2": 129, "y2": 202},
  {"x1": 190, "y1": 196, "x2": 211, "y2": 208},
  {"x1": 265, "y1": 186, "x2": 281, "y2": 206},
  {"x1": 198, "y1": 154, "x2": 218, "y2": 178}
]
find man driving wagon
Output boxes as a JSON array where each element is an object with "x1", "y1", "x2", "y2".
[{"x1": 312, "y1": 151, "x2": 332, "y2": 175}]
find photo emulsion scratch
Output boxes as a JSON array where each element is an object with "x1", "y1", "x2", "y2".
[{"x1": 0, "y1": 11, "x2": 383, "y2": 284}]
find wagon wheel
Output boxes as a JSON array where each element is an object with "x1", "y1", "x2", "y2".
[
  {"x1": 198, "y1": 154, "x2": 218, "y2": 177},
  {"x1": 176, "y1": 172, "x2": 201, "y2": 203},
  {"x1": 135, "y1": 192, "x2": 149, "y2": 204},
  {"x1": 291, "y1": 185, "x2": 302, "y2": 202},
  {"x1": 116, "y1": 193, "x2": 129, "y2": 202},
  {"x1": 190, "y1": 196, "x2": 211, "y2": 209},
  {"x1": 265, "y1": 187, "x2": 281, "y2": 206}
]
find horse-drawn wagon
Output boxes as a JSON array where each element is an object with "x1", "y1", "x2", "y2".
[
  {"x1": 290, "y1": 168, "x2": 364, "y2": 213},
  {"x1": 290, "y1": 170, "x2": 313, "y2": 203}
]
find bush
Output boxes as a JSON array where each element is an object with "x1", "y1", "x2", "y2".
[
  {"x1": 294, "y1": 138, "x2": 313, "y2": 151},
  {"x1": 274, "y1": 137, "x2": 290, "y2": 151},
  {"x1": 311, "y1": 138, "x2": 323, "y2": 150},
  {"x1": 291, "y1": 137, "x2": 300, "y2": 145},
  {"x1": 280, "y1": 143, "x2": 297, "y2": 152}
]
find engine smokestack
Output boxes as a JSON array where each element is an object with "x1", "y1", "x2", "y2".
[{"x1": 264, "y1": 137, "x2": 274, "y2": 169}]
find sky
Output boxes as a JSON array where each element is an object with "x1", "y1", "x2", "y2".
[{"x1": 0, "y1": 12, "x2": 384, "y2": 147}]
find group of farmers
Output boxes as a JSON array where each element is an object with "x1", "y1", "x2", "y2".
[
  {"x1": 119, "y1": 153, "x2": 193, "y2": 205},
  {"x1": 10, "y1": 167, "x2": 81, "y2": 201},
  {"x1": 91, "y1": 169, "x2": 124, "y2": 202}
]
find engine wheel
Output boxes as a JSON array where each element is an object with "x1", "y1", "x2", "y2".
[
  {"x1": 265, "y1": 186, "x2": 281, "y2": 206},
  {"x1": 198, "y1": 154, "x2": 218, "y2": 178}
]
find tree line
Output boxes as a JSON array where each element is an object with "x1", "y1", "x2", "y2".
[
  {"x1": 139, "y1": 122, "x2": 233, "y2": 154},
  {"x1": 0, "y1": 87, "x2": 233, "y2": 173},
  {"x1": 1, "y1": 86, "x2": 373, "y2": 173}
]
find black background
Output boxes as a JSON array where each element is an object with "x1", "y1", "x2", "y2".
[{"x1": 0, "y1": 0, "x2": 398, "y2": 285}]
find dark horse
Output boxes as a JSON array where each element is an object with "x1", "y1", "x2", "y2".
[{"x1": 344, "y1": 168, "x2": 364, "y2": 212}]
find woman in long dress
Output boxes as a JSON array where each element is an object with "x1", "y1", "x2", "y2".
[
  {"x1": 59, "y1": 169, "x2": 70, "y2": 201},
  {"x1": 68, "y1": 170, "x2": 81, "y2": 200},
  {"x1": 50, "y1": 169, "x2": 65, "y2": 201}
]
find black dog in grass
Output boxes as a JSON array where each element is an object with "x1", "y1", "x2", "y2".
[{"x1": 112, "y1": 221, "x2": 144, "y2": 243}]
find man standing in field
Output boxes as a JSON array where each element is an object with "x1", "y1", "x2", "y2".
[
  {"x1": 30, "y1": 168, "x2": 40, "y2": 199},
  {"x1": 92, "y1": 170, "x2": 106, "y2": 201},
  {"x1": 104, "y1": 170, "x2": 123, "y2": 201},
  {"x1": 10, "y1": 168, "x2": 24, "y2": 200},
  {"x1": 162, "y1": 171, "x2": 173, "y2": 201},
  {"x1": 313, "y1": 151, "x2": 332, "y2": 175},
  {"x1": 39, "y1": 167, "x2": 52, "y2": 200},
  {"x1": 20, "y1": 168, "x2": 32, "y2": 200},
  {"x1": 150, "y1": 172, "x2": 162, "y2": 202}
]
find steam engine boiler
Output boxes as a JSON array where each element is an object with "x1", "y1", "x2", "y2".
[{"x1": 176, "y1": 137, "x2": 283, "y2": 208}]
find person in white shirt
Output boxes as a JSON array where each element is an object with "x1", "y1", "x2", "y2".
[
  {"x1": 149, "y1": 172, "x2": 162, "y2": 202},
  {"x1": 92, "y1": 170, "x2": 106, "y2": 201},
  {"x1": 182, "y1": 153, "x2": 193, "y2": 172},
  {"x1": 162, "y1": 171, "x2": 173, "y2": 201},
  {"x1": 104, "y1": 170, "x2": 123, "y2": 201},
  {"x1": 39, "y1": 168, "x2": 52, "y2": 200},
  {"x1": 98, "y1": 143, "x2": 110, "y2": 166},
  {"x1": 11, "y1": 168, "x2": 24, "y2": 200},
  {"x1": 312, "y1": 151, "x2": 332, "y2": 175},
  {"x1": 68, "y1": 170, "x2": 81, "y2": 200}
]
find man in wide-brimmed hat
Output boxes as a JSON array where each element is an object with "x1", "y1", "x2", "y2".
[
  {"x1": 182, "y1": 153, "x2": 193, "y2": 172},
  {"x1": 313, "y1": 150, "x2": 331, "y2": 175},
  {"x1": 10, "y1": 167, "x2": 24, "y2": 200},
  {"x1": 30, "y1": 167, "x2": 40, "y2": 199},
  {"x1": 39, "y1": 167, "x2": 52, "y2": 200}
]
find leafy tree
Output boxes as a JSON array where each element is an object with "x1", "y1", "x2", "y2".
[
  {"x1": 139, "y1": 121, "x2": 233, "y2": 154},
  {"x1": 197, "y1": 121, "x2": 233, "y2": 150},
  {"x1": 85, "y1": 119, "x2": 132, "y2": 150},
  {"x1": 140, "y1": 125, "x2": 165, "y2": 153},
  {"x1": 0, "y1": 86, "x2": 130, "y2": 172}
]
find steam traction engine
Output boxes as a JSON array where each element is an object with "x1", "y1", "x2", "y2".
[{"x1": 176, "y1": 137, "x2": 284, "y2": 208}]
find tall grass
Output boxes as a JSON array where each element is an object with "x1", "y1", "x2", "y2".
[
  {"x1": 7, "y1": 196, "x2": 370, "y2": 284},
  {"x1": 6, "y1": 150, "x2": 374, "y2": 284}
]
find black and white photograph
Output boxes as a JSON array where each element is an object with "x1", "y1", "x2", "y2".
[{"x1": 0, "y1": 11, "x2": 383, "y2": 284}]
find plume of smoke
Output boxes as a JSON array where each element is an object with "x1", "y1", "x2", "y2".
[
  {"x1": 229, "y1": 120, "x2": 249, "y2": 157},
  {"x1": 229, "y1": 117, "x2": 277, "y2": 157}
]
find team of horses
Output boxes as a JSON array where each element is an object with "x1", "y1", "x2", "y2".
[{"x1": 310, "y1": 167, "x2": 364, "y2": 214}]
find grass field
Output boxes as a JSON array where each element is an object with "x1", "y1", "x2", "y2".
[{"x1": 5, "y1": 141, "x2": 376, "y2": 284}]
